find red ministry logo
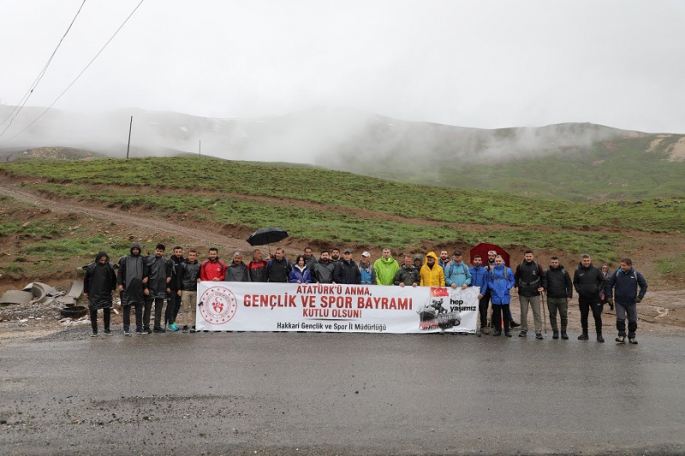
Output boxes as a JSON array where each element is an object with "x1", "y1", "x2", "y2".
[{"x1": 199, "y1": 285, "x2": 238, "y2": 325}]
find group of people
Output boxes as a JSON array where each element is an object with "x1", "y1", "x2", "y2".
[{"x1": 83, "y1": 244, "x2": 647, "y2": 343}]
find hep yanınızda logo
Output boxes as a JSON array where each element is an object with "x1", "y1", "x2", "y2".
[{"x1": 199, "y1": 285, "x2": 238, "y2": 325}]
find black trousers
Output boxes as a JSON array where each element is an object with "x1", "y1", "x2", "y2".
[
  {"x1": 167, "y1": 292, "x2": 181, "y2": 324},
  {"x1": 90, "y1": 307, "x2": 111, "y2": 333},
  {"x1": 492, "y1": 304, "x2": 512, "y2": 331},
  {"x1": 144, "y1": 297, "x2": 166, "y2": 330},
  {"x1": 122, "y1": 304, "x2": 143, "y2": 331},
  {"x1": 579, "y1": 296, "x2": 603, "y2": 335},
  {"x1": 478, "y1": 294, "x2": 490, "y2": 329}
]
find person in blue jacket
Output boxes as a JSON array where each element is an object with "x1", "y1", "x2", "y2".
[
  {"x1": 487, "y1": 255, "x2": 515, "y2": 337},
  {"x1": 445, "y1": 251, "x2": 472, "y2": 289},
  {"x1": 469, "y1": 254, "x2": 489, "y2": 336},
  {"x1": 289, "y1": 255, "x2": 312, "y2": 284},
  {"x1": 606, "y1": 258, "x2": 647, "y2": 344}
]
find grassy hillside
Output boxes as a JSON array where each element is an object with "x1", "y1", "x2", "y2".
[
  {"x1": 336, "y1": 130, "x2": 685, "y2": 202},
  {"x1": 2, "y1": 157, "x2": 684, "y2": 264}
]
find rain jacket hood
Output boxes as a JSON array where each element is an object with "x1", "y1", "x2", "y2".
[{"x1": 130, "y1": 243, "x2": 142, "y2": 256}]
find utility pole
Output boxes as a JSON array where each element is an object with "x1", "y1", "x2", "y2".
[
  {"x1": 126, "y1": 116, "x2": 133, "y2": 159},
  {"x1": 199, "y1": 140, "x2": 202, "y2": 157}
]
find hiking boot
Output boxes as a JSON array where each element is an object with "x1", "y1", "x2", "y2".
[
  {"x1": 510, "y1": 321, "x2": 521, "y2": 328},
  {"x1": 492, "y1": 330, "x2": 502, "y2": 336},
  {"x1": 535, "y1": 332, "x2": 543, "y2": 340},
  {"x1": 505, "y1": 330, "x2": 512, "y2": 337},
  {"x1": 104, "y1": 329, "x2": 112, "y2": 335},
  {"x1": 615, "y1": 336, "x2": 626, "y2": 344},
  {"x1": 481, "y1": 327, "x2": 489, "y2": 335},
  {"x1": 519, "y1": 330, "x2": 527, "y2": 337},
  {"x1": 90, "y1": 332, "x2": 98, "y2": 337},
  {"x1": 629, "y1": 338, "x2": 638, "y2": 345},
  {"x1": 578, "y1": 333, "x2": 589, "y2": 340},
  {"x1": 153, "y1": 327, "x2": 166, "y2": 333},
  {"x1": 136, "y1": 329, "x2": 144, "y2": 335},
  {"x1": 552, "y1": 331, "x2": 559, "y2": 340},
  {"x1": 561, "y1": 331, "x2": 569, "y2": 340},
  {"x1": 189, "y1": 329, "x2": 196, "y2": 333},
  {"x1": 124, "y1": 330, "x2": 132, "y2": 337},
  {"x1": 182, "y1": 325, "x2": 189, "y2": 333},
  {"x1": 597, "y1": 334, "x2": 605, "y2": 343}
]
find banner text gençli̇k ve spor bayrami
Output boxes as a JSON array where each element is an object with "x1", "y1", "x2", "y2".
[{"x1": 196, "y1": 282, "x2": 479, "y2": 333}]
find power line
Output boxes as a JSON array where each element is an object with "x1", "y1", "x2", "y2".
[
  {"x1": 0, "y1": 0, "x2": 146, "y2": 145},
  {"x1": 0, "y1": 0, "x2": 88, "y2": 133}
]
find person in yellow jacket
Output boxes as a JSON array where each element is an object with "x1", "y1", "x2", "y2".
[{"x1": 420, "y1": 252, "x2": 445, "y2": 286}]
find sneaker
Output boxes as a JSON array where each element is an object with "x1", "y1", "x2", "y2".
[
  {"x1": 182, "y1": 325, "x2": 189, "y2": 333},
  {"x1": 153, "y1": 327, "x2": 166, "y2": 333},
  {"x1": 124, "y1": 330, "x2": 132, "y2": 337},
  {"x1": 629, "y1": 338, "x2": 638, "y2": 345},
  {"x1": 535, "y1": 332, "x2": 543, "y2": 340},
  {"x1": 561, "y1": 331, "x2": 569, "y2": 340},
  {"x1": 168, "y1": 323, "x2": 179, "y2": 331},
  {"x1": 552, "y1": 331, "x2": 559, "y2": 340},
  {"x1": 104, "y1": 329, "x2": 112, "y2": 335},
  {"x1": 476, "y1": 329, "x2": 481, "y2": 337},
  {"x1": 510, "y1": 321, "x2": 521, "y2": 328},
  {"x1": 481, "y1": 327, "x2": 489, "y2": 335},
  {"x1": 136, "y1": 329, "x2": 144, "y2": 335},
  {"x1": 189, "y1": 329, "x2": 196, "y2": 333},
  {"x1": 519, "y1": 330, "x2": 527, "y2": 337},
  {"x1": 505, "y1": 330, "x2": 512, "y2": 337},
  {"x1": 615, "y1": 336, "x2": 626, "y2": 344},
  {"x1": 578, "y1": 333, "x2": 589, "y2": 340},
  {"x1": 90, "y1": 332, "x2": 98, "y2": 337},
  {"x1": 597, "y1": 334, "x2": 605, "y2": 343},
  {"x1": 492, "y1": 330, "x2": 502, "y2": 336}
]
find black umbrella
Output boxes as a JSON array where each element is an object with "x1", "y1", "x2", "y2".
[{"x1": 246, "y1": 227, "x2": 289, "y2": 252}]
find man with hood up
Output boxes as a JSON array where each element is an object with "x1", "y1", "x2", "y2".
[
  {"x1": 118, "y1": 243, "x2": 148, "y2": 335},
  {"x1": 225, "y1": 251, "x2": 251, "y2": 282},
  {"x1": 144, "y1": 244, "x2": 173, "y2": 334},
  {"x1": 420, "y1": 252, "x2": 445, "y2": 287},
  {"x1": 573, "y1": 254, "x2": 606, "y2": 342},
  {"x1": 374, "y1": 248, "x2": 400, "y2": 285},
  {"x1": 84, "y1": 251, "x2": 117, "y2": 337}
]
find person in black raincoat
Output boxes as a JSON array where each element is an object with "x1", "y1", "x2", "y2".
[
  {"x1": 118, "y1": 243, "x2": 148, "y2": 335},
  {"x1": 84, "y1": 251, "x2": 117, "y2": 336},
  {"x1": 144, "y1": 244, "x2": 173, "y2": 333}
]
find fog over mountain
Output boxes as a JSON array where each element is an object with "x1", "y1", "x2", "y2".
[{"x1": 0, "y1": 104, "x2": 629, "y2": 167}]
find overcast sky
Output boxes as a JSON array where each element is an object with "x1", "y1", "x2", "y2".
[{"x1": 1, "y1": 0, "x2": 684, "y2": 133}]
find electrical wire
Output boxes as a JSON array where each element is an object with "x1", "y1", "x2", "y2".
[
  {"x1": 0, "y1": 0, "x2": 88, "y2": 132},
  {"x1": 0, "y1": 0, "x2": 146, "y2": 144}
]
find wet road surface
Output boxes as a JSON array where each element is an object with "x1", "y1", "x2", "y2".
[{"x1": 1, "y1": 329, "x2": 685, "y2": 455}]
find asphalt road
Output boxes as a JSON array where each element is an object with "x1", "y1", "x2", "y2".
[{"x1": 1, "y1": 329, "x2": 685, "y2": 455}]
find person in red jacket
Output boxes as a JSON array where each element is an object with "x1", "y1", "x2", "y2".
[{"x1": 200, "y1": 247, "x2": 227, "y2": 281}]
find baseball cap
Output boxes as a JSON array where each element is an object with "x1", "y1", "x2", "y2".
[
  {"x1": 453, "y1": 250, "x2": 462, "y2": 256},
  {"x1": 361, "y1": 251, "x2": 370, "y2": 257},
  {"x1": 343, "y1": 249, "x2": 352, "y2": 254}
]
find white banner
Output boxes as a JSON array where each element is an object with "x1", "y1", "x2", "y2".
[{"x1": 196, "y1": 282, "x2": 479, "y2": 334}]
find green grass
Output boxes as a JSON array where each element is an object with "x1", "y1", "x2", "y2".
[
  {"x1": 655, "y1": 257, "x2": 685, "y2": 276},
  {"x1": 1, "y1": 157, "x2": 683, "y2": 264}
]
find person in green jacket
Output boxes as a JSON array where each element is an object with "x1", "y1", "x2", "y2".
[{"x1": 374, "y1": 248, "x2": 400, "y2": 285}]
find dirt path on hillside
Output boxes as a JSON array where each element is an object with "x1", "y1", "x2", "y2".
[{"x1": 0, "y1": 184, "x2": 251, "y2": 252}]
